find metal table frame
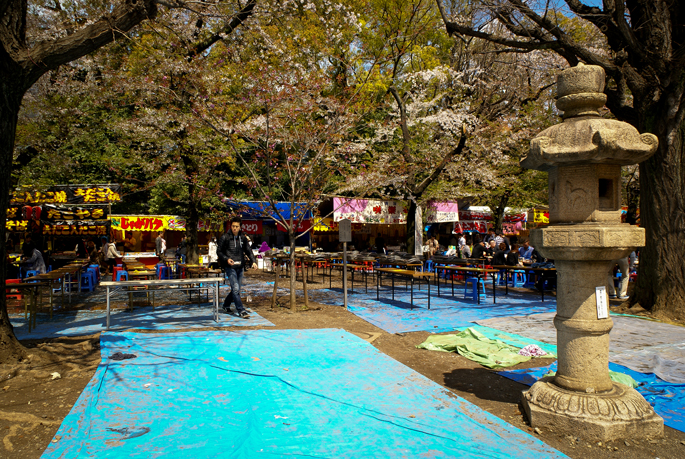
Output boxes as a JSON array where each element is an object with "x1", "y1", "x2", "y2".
[{"x1": 101, "y1": 277, "x2": 223, "y2": 330}]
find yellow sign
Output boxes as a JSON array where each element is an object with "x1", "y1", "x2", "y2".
[{"x1": 534, "y1": 210, "x2": 549, "y2": 224}]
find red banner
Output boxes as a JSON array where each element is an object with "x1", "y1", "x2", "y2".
[
  {"x1": 453, "y1": 220, "x2": 489, "y2": 233},
  {"x1": 241, "y1": 220, "x2": 263, "y2": 234}
]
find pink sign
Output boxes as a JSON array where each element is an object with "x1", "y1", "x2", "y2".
[
  {"x1": 425, "y1": 201, "x2": 459, "y2": 223},
  {"x1": 333, "y1": 198, "x2": 407, "y2": 224}
]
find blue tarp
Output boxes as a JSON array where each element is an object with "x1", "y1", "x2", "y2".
[
  {"x1": 498, "y1": 361, "x2": 685, "y2": 433},
  {"x1": 307, "y1": 288, "x2": 557, "y2": 334},
  {"x1": 43, "y1": 329, "x2": 567, "y2": 458},
  {"x1": 225, "y1": 201, "x2": 312, "y2": 221}
]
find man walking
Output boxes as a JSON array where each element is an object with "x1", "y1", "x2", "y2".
[{"x1": 217, "y1": 217, "x2": 257, "y2": 318}]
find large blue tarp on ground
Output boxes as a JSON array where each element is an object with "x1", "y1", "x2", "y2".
[
  {"x1": 498, "y1": 361, "x2": 685, "y2": 433},
  {"x1": 43, "y1": 329, "x2": 566, "y2": 458},
  {"x1": 308, "y1": 287, "x2": 557, "y2": 334}
]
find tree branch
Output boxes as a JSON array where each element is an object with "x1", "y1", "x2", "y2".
[
  {"x1": 19, "y1": 0, "x2": 158, "y2": 90},
  {"x1": 186, "y1": 0, "x2": 257, "y2": 59},
  {"x1": 415, "y1": 127, "x2": 467, "y2": 197}
]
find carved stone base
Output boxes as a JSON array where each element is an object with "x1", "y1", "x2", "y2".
[{"x1": 522, "y1": 377, "x2": 664, "y2": 441}]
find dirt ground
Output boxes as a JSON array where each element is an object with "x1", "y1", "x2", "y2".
[{"x1": 1, "y1": 269, "x2": 684, "y2": 458}]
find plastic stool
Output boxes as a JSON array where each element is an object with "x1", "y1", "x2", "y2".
[
  {"x1": 88, "y1": 266, "x2": 100, "y2": 283},
  {"x1": 6, "y1": 279, "x2": 22, "y2": 300},
  {"x1": 510, "y1": 270, "x2": 526, "y2": 288},
  {"x1": 86, "y1": 267, "x2": 100, "y2": 286},
  {"x1": 24, "y1": 270, "x2": 39, "y2": 279},
  {"x1": 80, "y1": 271, "x2": 96, "y2": 292},
  {"x1": 464, "y1": 277, "x2": 486, "y2": 301},
  {"x1": 159, "y1": 266, "x2": 172, "y2": 280},
  {"x1": 116, "y1": 270, "x2": 129, "y2": 282},
  {"x1": 497, "y1": 269, "x2": 508, "y2": 286}
]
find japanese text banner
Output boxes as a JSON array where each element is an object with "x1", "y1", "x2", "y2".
[{"x1": 333, "y1": 198, "x2": 407, "y2": 224}]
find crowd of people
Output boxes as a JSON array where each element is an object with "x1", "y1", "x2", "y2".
[{"x1": 428, "y1": 229, "x2": 544, "y2": 266}]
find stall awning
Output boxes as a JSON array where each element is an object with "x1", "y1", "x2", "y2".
[
  {"x1": 333, "y1": 198, "x2": 459, "y2": 224},
  {"x1": 225, "y1": 201, "x2": 312, "y2": 221}
]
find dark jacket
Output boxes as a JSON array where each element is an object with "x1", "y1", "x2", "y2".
[
  {"x1": 492, "y1": 249, "x2": 507, "y2": 266},
  {"x1": 217, "y1": 231, "x2": 256, "y2": 270},
  {"x1": 505, "y1": 250, "x2": 520, "y2": 266},
  {"x1": 472, "y1": 243, "x2": 486, "y2": 259}
]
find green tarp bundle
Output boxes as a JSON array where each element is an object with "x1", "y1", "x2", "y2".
[{"x1": 416, "y1": 327, "x2": 556, "y2": 369}]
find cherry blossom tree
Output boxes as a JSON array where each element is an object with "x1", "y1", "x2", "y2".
[
  {"x1": 0, "y1": 0, "x2": 256, "y2": 363},
  {"x1": 195, "y1": 0, "x2": 373, "y2": 309},
  {"x1": 436, "y1": 0, "x2": 685, "y2": 318}
]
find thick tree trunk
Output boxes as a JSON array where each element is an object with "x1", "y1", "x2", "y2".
[
  {"x1": 633, "y1": 111, "x2": 685, "y2": 319},
  {"x1": 186, "y1": 197, "x2": 200, "y2": 265},
  {"x1": 406, "y1": 200, "x2": 417, "y2": 255},
  {"x1": 0, "y1": 83, "x2": 28, "y2": 363}
]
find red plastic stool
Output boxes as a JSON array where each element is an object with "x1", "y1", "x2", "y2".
[{"x1": 6, "y1": 279, "x2": 22, "y2": 299}]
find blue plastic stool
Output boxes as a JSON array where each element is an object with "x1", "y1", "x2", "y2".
[
  {"x1": 160, "y1": 266, "x2": 172, "y2": 280},
  {"x1": 116, "y1": 270, "x2": 129, "y2": 282},
  {"x1": 510, "y1": 270, "x2": 526, "y2": 288},
  {"x1": 80, "y1": 271, "x2": 96, "y2": 292},
  {"x1": 425, "y1": 260, "x2": 434, "y2": 273},
  {"x1": 24, "y1": 270, "x2": 39, "y2": 279},
  {"x1": 464, "y1": 277, "x2": 486, "y2": 301},
  {"x1": 497, "y1": 269, "x2": 508, "y2": 286},
  {"x1": 88, "y1": 265, "x2": 100, "y2": 283}
]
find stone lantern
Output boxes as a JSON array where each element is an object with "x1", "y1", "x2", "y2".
[{"x1": 520, "y1": 64, "x2": 663, "y2": 441}]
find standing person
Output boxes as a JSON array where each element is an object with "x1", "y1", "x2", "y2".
[
  {"x1": 124, "y1": 232, "x2": 136, "y2": 253},
  {"x1": 458, "y1": 233, "x2": 466, "y2": 249},
  {"x1": 155, "y1": 231, "x2": 166, "y2": 258},
  {"x1": 176, "y1": 235, "x2": 188, "y2": 264},
  {"x1": 217, "y1": 217, "x2": 257, "y2": 318},
  {"x1": 208, "y1": 234, "x2": 218, "y2": 269},
  {"x1": 608, "y1": 257, "x2": 630, "y2": 299},
  {"x1": 103, "y1": 239, "x2": 122, "y2": 276}
]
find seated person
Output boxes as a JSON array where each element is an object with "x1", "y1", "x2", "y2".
[
  {"x1": 20, "y1": 246, "x2": 46, "y2": 275},
  {"x1": 485, "y1": 240, "x2": 497, "y2": 257},
  {"x1": 491, "y1": 243, "x2": 508, "y2": 265},
  {"x1": 506, "y1": 244, "x2": 520, "y2": 266},
  {"x1": 519, "y1": 240, "x2": 535, "y2": 260},
  {"x1": 471, "y1": 240, "x2": 486, "y2": 259}
]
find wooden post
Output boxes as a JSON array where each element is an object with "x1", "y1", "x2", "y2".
[
  {"x1": 271, "y1": 257, "x2": 278, "y2": 309},
  {"x1": 302, "y1": 259, "x2": 309, "y2": 309}
]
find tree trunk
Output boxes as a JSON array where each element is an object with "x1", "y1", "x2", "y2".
[
  {"x1": 0, "y1": 83, "x2": 28, "y2": 363},
  {"x1": 406, "y1": 200, "x2": 417, "y2": 254},
  {"x1": 489, "y1": 192, "x2": 510, "y2": 234},
  {"x1": 633, "y1": 109, "x2": 685, "y2": 320},
  {"x1": 186, "y1": 198, "x2": 200, "y2": 265},
  {"x1": 289, "y1": 231, "x2": 296, "y2": 310}
]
